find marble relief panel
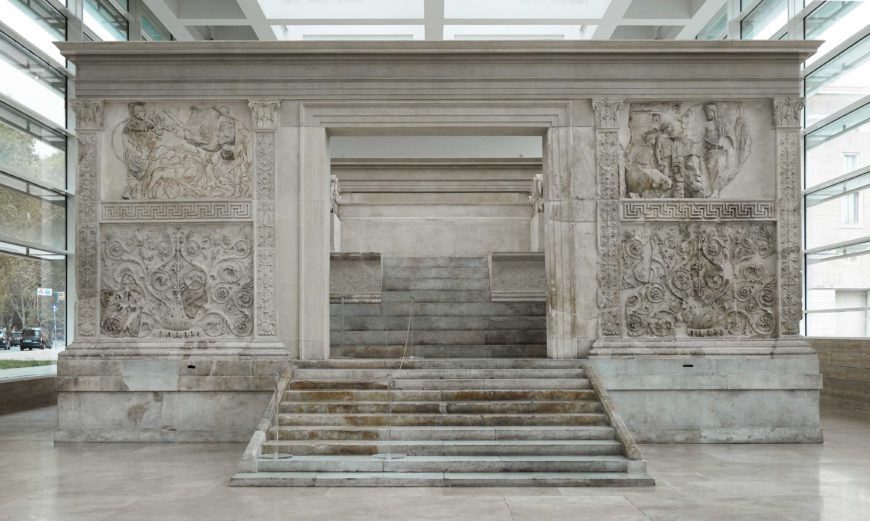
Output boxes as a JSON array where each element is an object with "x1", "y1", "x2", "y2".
[
  {"x1": 620, "y1": 222, "x2": 777, "y2": 338},
  {"x1": 100, "y1": 102, "x2": 252, "y2": 200},
  {"x1": 100, "y1": 223, "x2": 254, "y2": 339},
  {"x1": 624, "y1": 100, "x2": 773, "y2": 199}
]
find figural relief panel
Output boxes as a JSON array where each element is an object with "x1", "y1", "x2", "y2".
[
  {"x1": 101, "y1": 102, "x2": 252, "y2": 200},
  {"x1": 624, "y1": 101, "x2": 772, "y2": 199},
  {"x1": 621, "y1": 222, "x2": 777, "y2": 338},
  {"x1": 99, "y1": 223, "x2": 254, "y2": 339}
]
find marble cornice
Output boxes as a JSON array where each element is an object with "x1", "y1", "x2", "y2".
[{"x1": 57, "y1": 40, "x2": 822, "y2": 59}]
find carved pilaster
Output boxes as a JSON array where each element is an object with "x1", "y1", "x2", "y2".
[
  {"x1": 773, "y1": 97, "x2": 804, "y2": 129},
  {"x1": 248, "y1": 98, "x2": 281, "y2": 130},
  {"x1": 592, "y1": 98, "x2": 623, "y2": 130},
  {"x1": 774, "y1": 99, "x2": 803, "y2": 336},
  {"x1": 75, "y1": 132, "x2": 99, "y2": 338},
  {"x1": 71, "y1": 99, "x2": 103, "y2": 131},
  {"x1": 594, "y1": 98, "x2": 624, "y2": 337},
  {"x1": 250, "y1": 99, "x2": 280, "y2": 337}
]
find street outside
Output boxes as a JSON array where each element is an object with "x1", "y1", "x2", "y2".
[{"x1": 0, "y1": 342, "x2": 64, "y2": 361}]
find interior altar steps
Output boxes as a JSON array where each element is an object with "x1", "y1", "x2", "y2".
[{"x1": 330, "y1": 256, "x2": 546, "y2": 358}]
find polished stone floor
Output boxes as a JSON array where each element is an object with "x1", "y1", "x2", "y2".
[{"x1": 1, "y1": 406, "x2": 869, "y2": 521}]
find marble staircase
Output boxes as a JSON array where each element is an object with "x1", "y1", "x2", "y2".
[
  {"x1": 330, "y1": 256, "x2": 547, "y2": 359},
  {"x1": 231, "y1": 257, "x2": 652, "y2": 486},
  {"x1": 231, "y1": 358, "x2": 653, "y2": 486}
]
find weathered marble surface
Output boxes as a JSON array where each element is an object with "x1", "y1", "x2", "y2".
[{"x1": 57, "y1": 41, "x2": 820, "y2": 442}]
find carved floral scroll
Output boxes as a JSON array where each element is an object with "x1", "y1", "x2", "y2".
[{"x1": 621, "y1": 222, "x2": 777, "y2": 338}]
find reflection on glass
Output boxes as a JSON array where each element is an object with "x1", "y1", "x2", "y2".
[
  {"x1": 806, "y1": 102, "x2": 870, "y2": 187},
  {"x1": 741, "y1": 0, "x2": 787, "y2": 40},
  {"x1": 696, "y1": 7, "x2": 727, "y2": 39},
  {"x1": 0, "y1": 252, "x2": 66, "y2": 349},
  {"x1": 0, "y1": 32, "x2": 65, "y2": 126},
  {"x1": 805, "y1": 310, "x2": 870, "y2": 336},
  {"x1": 0, "y1": 176, "x2": 66, "y2": 250},
  {"x1": 807, "y1": 170, "x2": 870, "y2": 207},
  {"x1": 0, "y1": 0, "x2": 66, "y2": 66},
  {"x1": 83, "y1": 0, "x2": 127, "y2": 41},
  {"x1": 141, "y1": 6, "x2": 171, "y2": 41},
  {"x1": 807, "y1": 186, "x2": 869, "y2": 249},
  {"x1": 805, "y1": 34, "x2": 870, "y2": 125},
  {"x1": 805, "y1": 1, "x2": 870, "y2": 65},
  {"x1": 0, "y1": 104, "x2": 65, "y2": 188}
]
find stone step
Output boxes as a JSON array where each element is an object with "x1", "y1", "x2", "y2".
[
  {"x1": 255, "y1": 455, "x2": 630, "y2": 474},
  {"x1": 329, "y1": 344, "x2": 548, "y2": 358},
  {"x1": 330, "y1": 316, "x2": 545, "y2": 331},
  {"x1": 231, "y1": 471, "x2": 654, "y2": 487},
  {"x1": 265, "y1": 425, "x2": 616, "y2": 441},
  {"x1": 284, "y1": 388, "x2": 598, "y2": 403},
  {"x1": 380, "y1": 290, "x2": 491, "y2": 303},
  {"x1": 293, "y1": 358, "x2": 579, "y2": 369},
  {"x1": 280, "y1": 400, "x2": 604, "y2": 414},
  {"x1": 382, "y1": 267, "x2": 490, "y2": 280},
  {"x1": 383, "y1": 278, "x2": 490, "y2": 291},
  {"x1": 330, "y1": 330, "x2": 547, "y2": 346},
  {"x1": 292, "y1": 368, "x2": 583, "y2": 380},
  {"x1": 382, "y1": 257, "x2": 488, "y2": 268},
  {"x1": 260, "y1": 439, "x2": 624, "y2": 456},
  {"x1": 287, "y1": 378, "x2": 590, "y2": 391},
  {"x1": 275, "y1": 412, "x2": 609, "y2": 427},
  {"x1": 330, "y1": 302, "x2": 546, "y2": 317}
]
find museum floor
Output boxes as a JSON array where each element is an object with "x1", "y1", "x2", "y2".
[{"x1": 1, "y1": 406, "x2": 868, "y2": 521}]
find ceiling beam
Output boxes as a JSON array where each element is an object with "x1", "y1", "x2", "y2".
[
  {"x1": 675, "y1": 0, "x2": 727, "y2": 39},
  {"x1": 267, "y1": 18, "x2": 603, "y2": 25},
  {"x1": 236, "y1": 0, "x2": 277, "y2": 40},
  {"x1": 424, "y1": 0, "x2": 444, "y2": 41},
  {"x1": 142, "y1": 0, "x2": 195, "y2": 40},
  {"x1": 592, "y1": 0, "x2": 634, "y2": 39}
]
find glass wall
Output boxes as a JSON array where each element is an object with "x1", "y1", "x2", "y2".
[
  {"x1": 729, "y1": 0, "x2": 870, "y2": 337},
  {"x1": 0, "y1": 0, "x2": 171, "y2": 375}
]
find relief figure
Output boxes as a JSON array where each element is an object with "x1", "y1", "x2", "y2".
[
  {"x1": 625, "y1": 102, "x2": 752, "y2": 198},
  {"x1": 112, "y1": 103, "x2": 251, "y2": 200}
]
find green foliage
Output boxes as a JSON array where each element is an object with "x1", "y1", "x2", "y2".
[{"x1": 0, "y1": 360, "x2": 56, "y2": 369}]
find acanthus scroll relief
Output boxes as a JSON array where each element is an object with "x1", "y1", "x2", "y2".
[
  {"x1": 100, "y1": 224, "x2": 254, "y2": 339},
  {"x1": 106, "y1": 102, "x2": 252, "y2": 200},
  {"x1": 621, "y1": 223, "x2": 777, "y2": 338},
  {"x1": 625, "y1": 102, "x2": 752, "y2": 198}
]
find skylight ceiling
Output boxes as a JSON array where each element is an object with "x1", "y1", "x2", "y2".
[{"x1": 142, "y1": 0, "x2": 727, "y2": 41}]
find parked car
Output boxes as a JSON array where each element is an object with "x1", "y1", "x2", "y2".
[
  {"x1": 10, "y1": 331, "x2": 21, "y2": 348},
  {"x1": 0, "y1": 329, "x2": 7, "y2": 350},
  {"x1": 20, "y1": 328, "x2": 47, "y2": 350}
]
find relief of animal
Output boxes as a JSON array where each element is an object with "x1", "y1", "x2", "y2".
[{"x1": 626, "y1": 167, "x2": 673, "y2": 198}]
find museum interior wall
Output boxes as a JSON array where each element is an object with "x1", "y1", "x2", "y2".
[
  {"x1": 54, "y1": 41, "x2": 823, "y2": 443},
  {"x1": 331, "y1": 158, "x2": 541, "y2": 257}
]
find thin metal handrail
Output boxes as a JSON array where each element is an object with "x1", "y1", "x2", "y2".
[{"x1": 375, "y1": 295, "x2": 414, "y2": 460}]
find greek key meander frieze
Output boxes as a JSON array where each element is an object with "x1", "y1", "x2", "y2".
[
  {"x1": 101, "y1": 201, "x2": 253, "y2": 221},
  {"x1": 100, "y1": 224, "x2": 254, "y2": 339},
  {"x1": 105, "y1": 102, "x2": 252, "y2": 200},
  {"x1": 254, "y1": 131, "x2": 277, "y2": 336},
  {"x1": 625, "y1": 102, "x2": 752, "y2": 199},
  {"x1": 622, "y1": 222, "x2": 777, "y2": 338},
  {"x1": 621, "y1": 201, "x2": 775, "y2": 221}
]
